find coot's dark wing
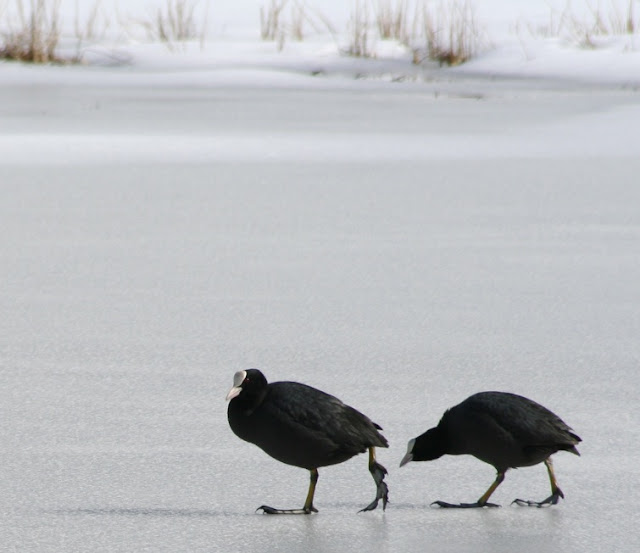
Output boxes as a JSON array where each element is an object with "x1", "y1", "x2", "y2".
[
  {"x1": 465, "y1": 392, "x2": 581, "y2": 454},
  {"x1": 266, "y1": 381, "x2": 388, "y2": 454}
]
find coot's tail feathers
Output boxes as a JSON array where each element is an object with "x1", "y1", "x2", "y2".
[
  {"x1": 566, "y1": 445, "x2": 581, "y2": 456},
  {"x1": 564, "y1": 430, "x2": 582, "y2": 456},
  {"x1": 372, "y1": 423, "x2": 389, "y2": 448},
  {"x1": 525, "y1": 442, "x2": 581, "y2": 458}
]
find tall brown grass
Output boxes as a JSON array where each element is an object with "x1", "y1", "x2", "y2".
[
  {"x1": 418, "y1": 0, "x2": 482, "y2": 65},
  {"x1": 132, "y1": 0, "x2": 209, "y2": 51},
  {"x1": 523, "y1": 0, "x2": 639, "y2": 49},
  {"x1": 1, "y1": 0, "x2": 63, "y2": 62},
  {"x1": 345, "y1": 0, "x2": 484, "y2": 65}
]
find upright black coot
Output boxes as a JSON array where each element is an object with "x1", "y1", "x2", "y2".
[
  {"x1": 226, "y1": 369, "x2": 389, "y2": 514},
  {"x1": 400, "y1": 391, "x2": 581, "y2": 508}
]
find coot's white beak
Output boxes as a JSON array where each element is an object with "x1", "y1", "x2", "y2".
[
  {"x1": 225, "y1": 370, "x2": 247, "y2": 401},
  {"x1": 225, "y1": 385, "x2": 242, "y2": 401},
  {"x1": 399, "y1": 452, "x2": 413, "y2": 467},
  {"x1": 399, "y1": 438, "x2": 416, "y2": 467}
]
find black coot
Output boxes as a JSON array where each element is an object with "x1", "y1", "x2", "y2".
[
  {"x1": 226, "y1": 369, "x2": 389, "y2": 514},
  {"x1": 400, "y1": 391, "x2": 581, "y2": 508}
]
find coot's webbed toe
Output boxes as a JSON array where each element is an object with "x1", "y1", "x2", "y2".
[
  {"x1": 359, "y1": 449, "x2": 389, "y2": 512},
  {"x1": 431, "y1": 500, "x2": 501, "y2": 508}
]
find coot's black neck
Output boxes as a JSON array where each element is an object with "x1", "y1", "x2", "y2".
[
  {"x1": 413, "y1": 425, "x2": 449, "y2": 461},
  {"x1": 231, "y1": 386, "x2": 268, "y2": 416}
]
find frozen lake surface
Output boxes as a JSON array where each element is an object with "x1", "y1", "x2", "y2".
[{"x1": 2, "y1": 75, "x2": 640, "y2": 552}]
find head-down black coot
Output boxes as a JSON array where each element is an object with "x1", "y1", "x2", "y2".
[{"x1": 400, "y1": 391, "x2": 581, "y2": 508}]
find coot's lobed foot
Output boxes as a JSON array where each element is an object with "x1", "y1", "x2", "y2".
[
  {"x1": 512, "y1": 491, "x2": 563, "y2": 508},
  {"x1": 431, "y1": 500, "x2": 501, "y2": 508},
  {"x1": 359, "y1": 480, "x2": 389, "y2": 513},
  {"x1": 257, "y1": 505, "x2": 318, "y2": 515}
]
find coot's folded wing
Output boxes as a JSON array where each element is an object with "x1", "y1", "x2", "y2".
[
  {"x1": 464, "y1": 392, "x2": 581, "y2": 454},
  {"x1": 266, "y1": 381, "x2": 388, "y2": 453}
]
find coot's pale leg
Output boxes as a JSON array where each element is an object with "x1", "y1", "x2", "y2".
[
  {"x1": 303, "y1": 468, "x2": 320, "y2": 513},
  {"x1": 432, "y1": 470, "x2": 504, "y2": 508},
  {"x1": 258, "y1": 469, "x2": 320, "y2": 515},
  {"x1": 512, "y1": 458, "x2": 565, "y2": 507}
]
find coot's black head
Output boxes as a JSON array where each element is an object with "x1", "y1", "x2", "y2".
[
  {"x1": 225, "y1": 369, "x2": 268, "y2": 403},
  {"x1": 400, "y1": 427, "x2": 446, "y2": 467}
]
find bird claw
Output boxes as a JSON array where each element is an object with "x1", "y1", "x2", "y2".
[
  {"x1": 256, "y1": 505, "x2": 317, "y2": 515},
  {"x1": 512, "y1": 491, "x2": 563, "y2": 508},
  {"x1": 359, "y1": 461, "x2": 389, "y2": 512},
  {"x1": 431, "y1": 500, "x2": 501, "y2": 509},
  {"x1": 370, "y1": 461, "x2": 388, "y2": 485},
  {"x1": 359, "y1": 481, "x2": 389, "y2": 513}
]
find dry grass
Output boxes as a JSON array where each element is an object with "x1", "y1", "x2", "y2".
[
  {"x1": 346, "y1": 0, "x2": 374, "y2": 57},
  {"x1": 260, "y1": 0, "x2": 287, "y2": 41},
  {"x1": 131, "y1": 0, "x2": 209, "y2": 51},
  {"x1": 0, "y1": 0, "x2": 209, "y2": 63},
  {"x1": 375, "y1": 0, "x2": 410, "y2": 41},
  {"x1": 576, "y1": 0, "x2": 639, "y2": 46},
  {"x1": 343, "y1": 0, "x2": 484, "y2": 65},
  {"x1": 260, "y1": 0, "x2": 337, "y2": 51},
  {"x1": 0, "y1": 0, "x2": 113, "y2": 63},
  {"x1": 290, "y1": 1, "x2": 304, "y2": 41},
  {"x1": 417, "y1": 0, "x2": 482, "y2": 65},
  {"x1": 0, "y1": 0, "x2": 64, "y2": 62},
  {"x1": 526, "y1": 0, "x2": 639, "y2": 48},
  {"x1": 0, "y1": 0, "x2": 487, "y2": 66},
  {"x1": 73, "y1": 0, "x2": 110, "y2": 55}
]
